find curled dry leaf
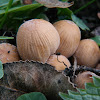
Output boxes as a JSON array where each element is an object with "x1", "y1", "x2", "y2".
[
  {"x1": 0, "y1": 61, "x2": 76, "y2": 100},
  {"x1": 36, "y1": 0, "x2": 74, "y2": 8}
]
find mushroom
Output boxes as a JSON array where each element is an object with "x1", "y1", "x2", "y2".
[
  {"x1": 17, "y1": 19, "x2": 60, "y2": 63},
  {"x1": 74, "y1": 39, "x2": 100, "y2": 68},
  {"x1": 53, "y1": 20, "x2": 81, "y2": 58},
  {"x1": 0, "y1": 43, "x2": 20, "y2": 63},
  {"x1": 96, "y1": 63, "x2": 100, "y2": 69},
  {"x1": 74, "y1": 71, "x2": 99, "y2": 89},
  {"x1": 47, "y1": 54, "x2": 71, "y2": 72}
]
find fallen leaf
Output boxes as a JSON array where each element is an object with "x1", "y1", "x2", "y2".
[
  {"x1": 36, "y1": 0, "x2": 74, "y2": 8},
  {"x1": 0, "y1": 61, "x2": 76, "y2": 100}
]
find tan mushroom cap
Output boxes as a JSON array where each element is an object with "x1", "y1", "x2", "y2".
[
  {"x1": 96, "y1": 63, "x2": 100, "y2": 69},
  {"x1": 74, "y1": 71, "x2": 97, "y2": 89},
  {"x1": 47, "y1": 54, "x2": 71, "y2": 72},
  {"x1": 0, "y1": 43, "x2": 20, "y2": 63},
  {"x1": 17, "y1": 19, "x2": 60, "y2": 63},
  {"x1": 53, "y1": 20, "x2": 81, "y2": 58},
  {"x1": 74, "y1": 39, "x2": 100, "y2": 68}
]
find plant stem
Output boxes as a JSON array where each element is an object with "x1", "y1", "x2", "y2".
[
  {"x1": 0, "y1": 0, "x2": 13, "y2": 29},
  {"x1": 74, "y1": 0, "x2": 96, "y2": 14}
]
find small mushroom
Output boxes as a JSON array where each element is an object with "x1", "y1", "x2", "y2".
[
  {"x1": 0, "y1": 43, "x2": 20, "y2": 63},
  {"x1": 17, "y1": 19, "x2": 60, "y2": 63},
  {"x1": 74, "y1": 39, "x2": 100, "y2": 68},
  {"x1": 53, "y1": 20, "x2": 81, "y2": 58},
  {"x1": 47, "y1": 54, "x2": 71, "y2": 72},
  {"x1": 74, "y1": 71, "x2": 99, "y2": 89},
  {"x1": 96, "y1": 63, "x2": 100, "y2": 69}
]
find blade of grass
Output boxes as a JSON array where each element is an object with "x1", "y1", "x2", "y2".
[
  {"x1": 0, "y1": 36, "x2": 14, "y2": 39},
  {"x1": 74, "y1": 0, "x2": 96, "y2": 14},
  {"x1": 0, "y1": 0, "x2": 13, "y2": 29}
]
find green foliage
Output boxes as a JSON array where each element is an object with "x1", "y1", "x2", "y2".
[
  {"x1": 91, "y1": 36, "x2": 100, "y2": 46},
  {"x1": 0, "y1": 0, "x2": 43, "y2": 31},
  {"x1": 0, "y1": 0, "x2": 13, "y2": 29},
  {"x1": 59, "y1": 76, "x2": 100, "y2": 100},
  {"x1": 0, "y1": 36, "x2": 14, "y2": 39},
  {"x1": 0, "y1": 0, "x2": 91, "y2": 31},
  {"x1": 17, "y1": 92, "x2": 47, "y2": 100},
  {"x1": 57, "y1": 8, "x2": 89, "y2": 30},
  {"x1": 71, "y1": 14, "x2": 89, "y2": 30},
  {"x1": 0, "y1": 61, "x2": 4, "y2": 79}
]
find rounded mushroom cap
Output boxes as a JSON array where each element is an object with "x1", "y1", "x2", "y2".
[
  {"x1": 17, "y1": 19, "x2": 60, "y2": 63},
  {"x1": 0, "y1": 43, "x2": 20, "y2": 63},
  {"x1": 74, "y1": 39, "x2": 100, "y2": 68},
  {"x1": 53, "y1": 20, "x2": 81, "y2": 58},
  {"x1": 74, "y1": 71, "x2": 97, "y2": 89},
  {"x1": 96, "y1": 63, "x2": 100, "y2": 69},
  {"x1": 47, "y1": 54, "x2": 71, "y2": 72}
]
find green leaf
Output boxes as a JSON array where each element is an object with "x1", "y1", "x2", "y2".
[
  {"x1": 0, "y1": 0, "x2": 13, "y2": 29},
  {"x1": 93, "y1": 76, "x2": 100, "y2": 87},
  {"x1": 82, "y1": 94, "x2": 100, "y2": 100},
  {"x1": 59, "y1": 92, "x2": 74, "y2": 100},
  {"x1": 0, "y1": 2, "x2": 43, "y2": 30},
  {"x1": 71, "y1": 14, "x2": 90, "y2": 30},
  {"x1": 0, "y1": 3, "x2": 42, "y2": 15},
  {"x1": 57, "y1": 8, "x2": 73, "y2": 18},
  {"x1": 91, "y1": 36, "x2": 100, "y2": 46},
  {"x1": 0, "y1": 61, "x2": 4, "y2": 79},
  {"x1": 0, "y1": 36, "x2": 14, "y2": 39},
  {"x1": 77, "y1": 88, "x2": 86, "y2": 95},
  {"x1": 85, "y1": 83, "x2": 99, "y2": 95},
  {"x1": 57, "y1": 8, "x2": 90, "y2": 31},
  {"x1": 59, "y1": 76, "x2": 100, "y2": 100},
  {"x1": 0, "y1": 0, "x2": 20, "y2": 8},
  {"x1": 68, "y1": 90, "x2": 82, "y2": 100},
  {"x1": 17, "y1": 92, "x2": 47, "y2": 100}
]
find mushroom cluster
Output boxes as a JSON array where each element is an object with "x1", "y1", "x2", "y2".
[
  {"x1": 16, "y1": 19, "x2": 100, "y2": 71},
  {"x1": 0, "y1": 18, "x2": 99, "y2": 90}
]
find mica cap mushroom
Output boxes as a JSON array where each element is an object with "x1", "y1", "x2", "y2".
[
  {"x1": 47, "y1": 54, "x2": 71, "y2": 72},
  {"x1": 74, "y1": 39, "x2": 100, "y2": 68},
  {"x1": 17, "y1": 19, "x2": 60, "y2": 63},
  {"x1": 74, "y1": 71, "x2": 99, "y2": 89},
  {"x1": 53, "y1": 20, "x2": 81, "y2": 58},
  {"x1": 0, "y1": 43, "x2": 20, "y2": 63}
]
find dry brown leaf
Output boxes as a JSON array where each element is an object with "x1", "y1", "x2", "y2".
[
  {"x1": 36, "y1": 0, "x2": 74, "y2": 8},
  {"x1": 0, "y1": 61, "x2": 76, "y2": 100}
]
